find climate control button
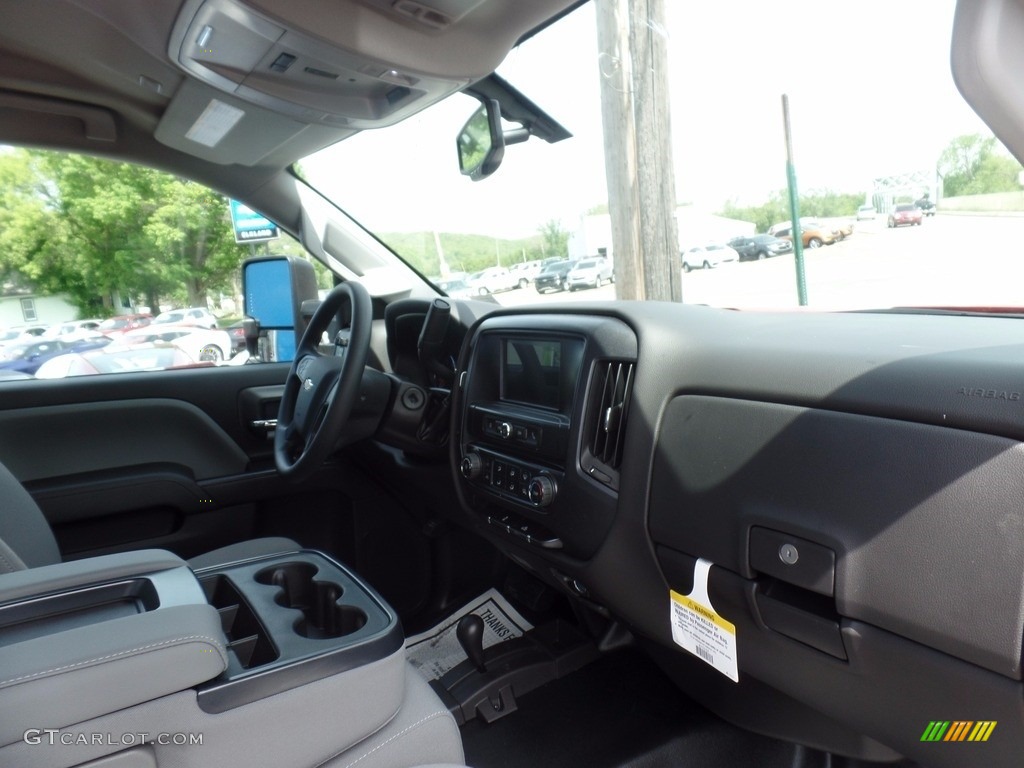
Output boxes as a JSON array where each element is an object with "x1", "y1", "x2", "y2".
[
  {"x1": 527, "y1": 475, "x2": 556, "y2": 507},
  {"x1": 460, "y1": 452, "x2": 483, "y2": 479}
]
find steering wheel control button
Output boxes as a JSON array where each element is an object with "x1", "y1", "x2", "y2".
[
  {"x1": 778, "y1": 543, "x2": 799, "y2": 565},
  {"x1": 749, "y1": 527, "x2": 836, "y2": 597}
]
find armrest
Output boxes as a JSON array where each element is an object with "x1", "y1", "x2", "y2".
[
  {"x1": 0, "y1": 549, "x2": 188, "y2": 605},
  {"x1": 0, "y1": 603, "x2": 227, "y2": 747}
]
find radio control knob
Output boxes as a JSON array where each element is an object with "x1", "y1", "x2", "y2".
[
  {"x1": 461, "y1": 453, "x2": 483, "y2": 479},
  {"x1": 498, "y1": 421, "x2": 512, "y2": 439},
  {"x1": 528, "y1": 476, "x2": 556, "y2": 507}
]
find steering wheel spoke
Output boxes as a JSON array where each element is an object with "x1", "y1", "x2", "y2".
[{"x1": 274, "y1": 282, "x2": 372, "y2": 481}]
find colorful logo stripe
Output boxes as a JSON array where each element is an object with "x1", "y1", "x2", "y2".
[{"x1": 921, "y1": 721, "x2": 996, "y2": 742}]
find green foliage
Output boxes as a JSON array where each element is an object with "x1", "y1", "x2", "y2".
[
  {"x1": 938, "y1": 133, "x2": 1023, "y2": 197},
  {"x1": 377, "y1": 231, "x2": 544, "y2": 276},
  {"x1": 719, "y1": 189, "x2": 863, "y2": 233},
  {"x1": 0, "y1": 149, "x2": 255, "y2": 316},
  {"x1": 538, "y1": 219, "x2": 570, "y2": 259}
]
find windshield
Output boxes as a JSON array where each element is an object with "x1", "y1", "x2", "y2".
[{"x1": 300, "y1": 0, "x2": 1021, "y2": 311}]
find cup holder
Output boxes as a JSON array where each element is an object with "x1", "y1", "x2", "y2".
[{"x1": 255, "y1": 562, "x2": 367, "y2": 640}]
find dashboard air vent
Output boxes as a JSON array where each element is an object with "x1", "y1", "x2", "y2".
[{"x1": 582, "y1": 361, "x2": 634, "y2": 490}]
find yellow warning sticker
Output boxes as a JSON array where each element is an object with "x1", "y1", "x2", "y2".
[{"x1": 669, "y1": 559, "x2": 738, "y2": 682}]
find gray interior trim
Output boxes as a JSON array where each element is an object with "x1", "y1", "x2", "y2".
[
  {"x1": 0, "y1": 400, "x2": 249, "y2": 482},
  {"x1": 0, "y1": 550, "x2": 187, "y2": 605},
  {"x1": 0, "y1": 604, "x2": 227, "y2": 747}
]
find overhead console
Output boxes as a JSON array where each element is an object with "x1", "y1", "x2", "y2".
[{"x1": 452, "y1": 313, "x2": 637, "y2": 559}]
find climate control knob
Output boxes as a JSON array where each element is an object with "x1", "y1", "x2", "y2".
[
  {"x1": 527, "y1": 475, "x2": 556, "y2": 507},
  {"x1": 497, "y1": 421, "x2": 513, "y2": 439},
  {"x1": 460, "y1": 453, "x2": 483, "y2": 480}
]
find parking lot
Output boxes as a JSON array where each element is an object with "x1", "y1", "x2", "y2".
[{"x1": 493, "y1": 214, "x2": 1024, "y2": 310}]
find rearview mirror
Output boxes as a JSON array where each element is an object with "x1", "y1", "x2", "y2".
[
  {"x1": 242, "y1": 256, "x2": 319, "y2": 362},
  {"x1": 457, "y1": 100, "x2": 504, "y2": 181}
]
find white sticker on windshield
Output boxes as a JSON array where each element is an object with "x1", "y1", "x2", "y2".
[{"x1": 669, "y1": 558, "x2": 738, "y2": 682}]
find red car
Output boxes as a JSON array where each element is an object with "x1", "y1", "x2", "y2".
[
  {"x1": 97, "y1": 313, "x2": 152, "y2": 335},
  {"x1": 887, "y1": 204, "x2": 923, "y2": 228}
]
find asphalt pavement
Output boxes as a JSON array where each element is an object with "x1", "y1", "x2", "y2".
[{"x1": 490, "y1": 215, "x2": 1024, "y2": 311}]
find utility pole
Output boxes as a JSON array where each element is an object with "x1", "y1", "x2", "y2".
[
  {"x1": 596, "y1": 0, "x2": 680, "y2": 301},
  {"x1": 781, "y1": 95, "x2": 807, "y2": 306}
]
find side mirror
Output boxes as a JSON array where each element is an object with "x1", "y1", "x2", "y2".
[
  {"x1": 457, "y1": 99, "x2": 504, "y2": 181},
  {"x1": 242, "y1": 256, "x2": 319, "y2": 362}
]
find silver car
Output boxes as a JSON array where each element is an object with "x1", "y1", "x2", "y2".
[{"x1": 566, "y1": 257, "x2": 614, "y2": 291}]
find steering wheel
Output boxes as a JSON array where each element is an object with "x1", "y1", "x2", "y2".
[{"x1": 274, "y1": 281, "x2": 371, "y2": 481}]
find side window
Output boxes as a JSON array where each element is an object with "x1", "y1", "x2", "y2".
[{"x1": 0, "y1": 148, "x2": 327, "y2": 381}]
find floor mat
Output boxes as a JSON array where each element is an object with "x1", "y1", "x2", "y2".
[
  {"x1": 460, "y1": 648, "x2": 806, "y2": 768},
  {"x1": 405, "y1": 587, "x2": 533, "y2": 681}
]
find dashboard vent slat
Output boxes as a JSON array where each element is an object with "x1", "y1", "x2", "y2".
[{"x1": 590, "y1": 360, "x2": 634, "y2": 470}]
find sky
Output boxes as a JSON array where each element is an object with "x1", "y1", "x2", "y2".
[{"x1": 304, "y1": 0, "x2": 992, "y2": 240}]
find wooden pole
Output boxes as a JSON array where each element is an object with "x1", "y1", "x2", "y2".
[{"x1": 596, "y1": 0, "x2": 680, "y2": 301}]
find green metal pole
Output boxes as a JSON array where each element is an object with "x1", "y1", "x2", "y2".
[{"x1": 782, "y1": 94, "x2": 808, "y2": 306}]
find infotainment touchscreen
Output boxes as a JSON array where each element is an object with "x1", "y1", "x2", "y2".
[{"x1": 501, "y1": 337, "x2": 584, "y2": 411}]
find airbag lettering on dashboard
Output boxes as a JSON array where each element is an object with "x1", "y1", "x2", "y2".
[
  {"x1": 669, "y1": 558, "x2": 738, "y2": 682},
  {"x1": 957, "y1": 387, "x2": 1021, "y2": 401}
]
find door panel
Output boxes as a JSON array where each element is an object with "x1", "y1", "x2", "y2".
[{"x1": 0, "y1": 365, "x2": 294, "y2": 559}]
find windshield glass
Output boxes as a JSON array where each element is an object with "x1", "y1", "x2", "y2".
[{"x1": 300, "y1": 0, "x2": 1019, "y2": 311}]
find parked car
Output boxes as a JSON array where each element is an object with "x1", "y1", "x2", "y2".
[
  {"x1": 114, "y1": 325, "x2": 233, "y2": 362},
  {"x1": 771, "y1": 223, "x2": 837, "y2": 248},
  {"x1": 566, "y1": 257, "x2": 614, "y2": 290},
  {"x1": 508, "y1": 260, "x2": 544, "y2": 288},
  {"x1": 0, "y1": 334, "x2": 111, "y2": 375},
  {"x1": 727, "y1": 234, "x2": 793, "y2": 261},
  {"x1": 35, "y1": 344, "x2": 202, "y2": 378},
  {"x1": 152, "y1": 307, "x2": 218, "y2": 329},
  {"x1": 466, "y1": 266, "x2": 517, "y2": 295},
  {"x1": 225, "y1": 321, "x2": 248, "y2": 355},
  {"x1": 819, "y1": 219, "x2": 854, "y2": 240},
  {"x1": 856, "y1": 204, "x2": 876, "y2": 220},
  {"x1": 915, "y1": 197, "x2": 936, "y2": 216},
  {"x1": 681, "y1": 244, "x2": 739, "y2": 272},
  {"x1": 97, "y1": 313, "x2": 152, "y2": 335},
  {"x1": 44, "y1": 319, "x2": 103, "y2": 339},
  {"x1": 435, "y1": 273, "x2": 473, "y2": 298},
  {"x1": 534, "y1": 259, "x2": 577, "y2": 293},
  {"x1": 888, "y1": 204, "x2": 923, "y2": 228}
]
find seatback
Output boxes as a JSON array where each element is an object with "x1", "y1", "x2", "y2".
[{"x1": 0, "y1": 461, "x2": 60, "y2": 572}]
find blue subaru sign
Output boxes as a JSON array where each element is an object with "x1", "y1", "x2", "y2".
[{"x1": 229, "y1": 199, "x2": 279, "y2": 244}]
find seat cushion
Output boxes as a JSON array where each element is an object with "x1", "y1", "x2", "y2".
[
  {"x1": 318, "y1": 668, "x2": 465, "y2": 768},
  {"x1": 187, "y1": 537, "x2": 300, "y2": 570}
]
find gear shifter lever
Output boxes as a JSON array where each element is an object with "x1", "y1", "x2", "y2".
[{"x1": 456, "y1": 614, "x2": 487, "y2": 673}]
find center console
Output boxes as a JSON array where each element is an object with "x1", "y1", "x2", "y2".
[
  {"x1": 0, "y1": 547, "x2": 407, "y2": 767},
  {"x1": 194, "y1": 550, "x2": 402, "y2": 712},
  {"x1": 453, "y1": 313, "x2": 638, "y2": 559}
]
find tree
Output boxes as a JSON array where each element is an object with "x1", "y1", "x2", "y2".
[
  {"x1": 938, "y1": 133, "x2": 1023, "y2": 197},
  {"x1": 720, "y1": 189, "x2": 864, "y2": 233},
  {"x1": 538, "y1": 219, "x2": 569, "y2": 258},
  {"x1": 0, "y1": 149, "x2": 251, "y2": 316}
]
